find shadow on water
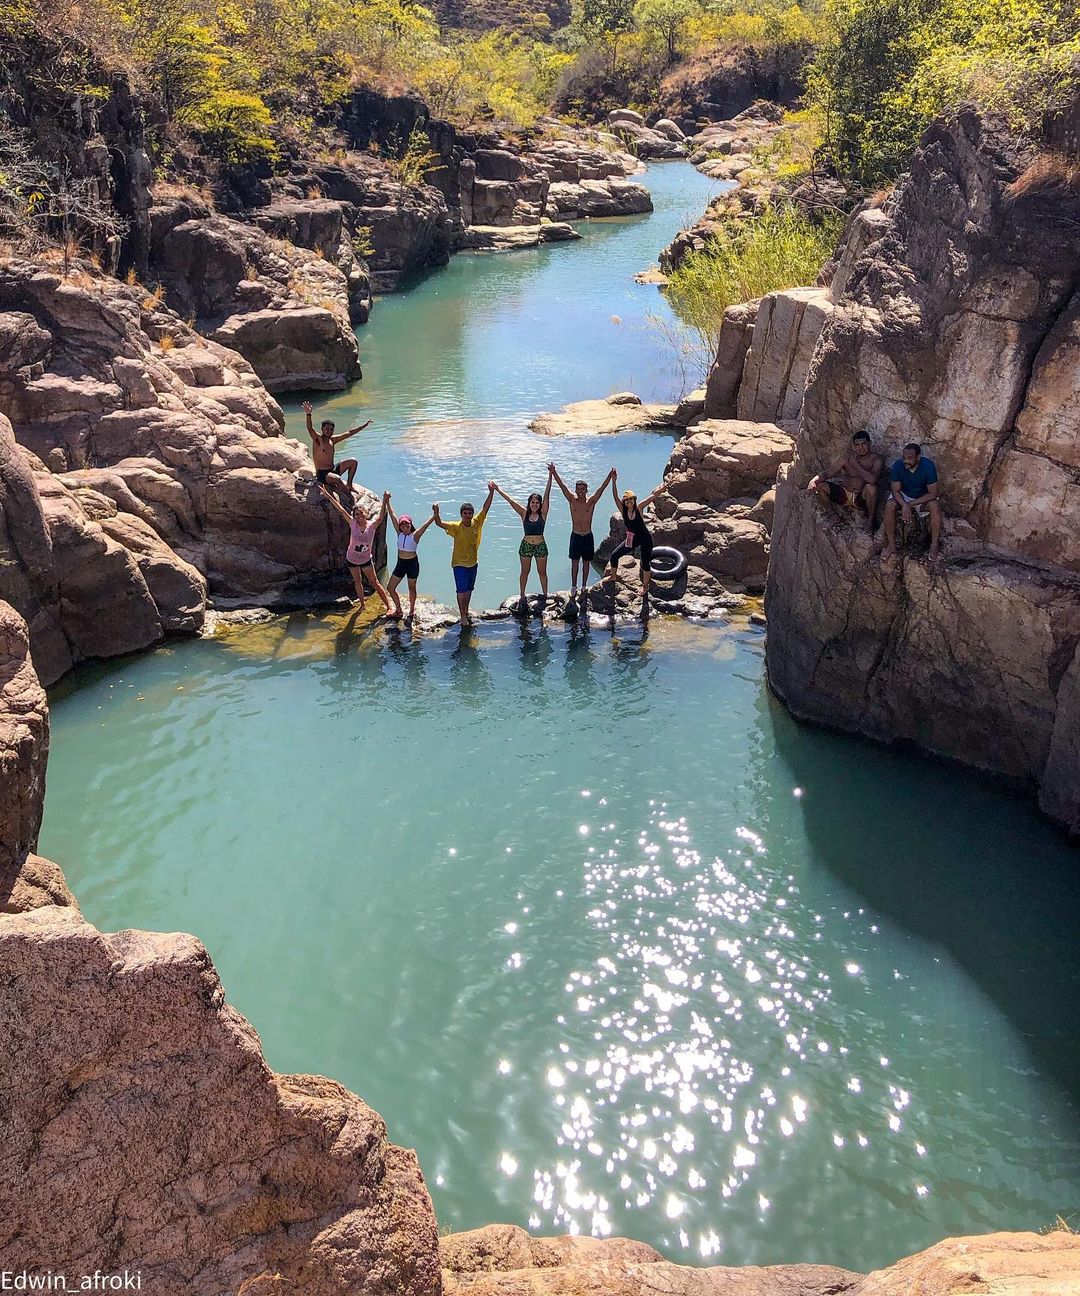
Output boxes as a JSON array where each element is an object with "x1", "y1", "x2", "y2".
[{"x1": 763, "y1": 686, "x2": 1080, "y2": 1102}]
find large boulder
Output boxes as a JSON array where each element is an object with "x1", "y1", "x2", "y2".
[
  {"x1": 529, "y1": 393, "x2": 680, "y2": 437},
  {"x1": 735, "y1": 287, "x2": 833, "y2": 425},
  {"x1": 545, "y1": 179, "x2": 653, "y2": 220},
  {"x1": 149, "y1": 211, "x2": 362, "y2": 391},
  {"x1": 765, "y1": 104, "x2": 1080, "y2": 834},
  {"x1": 0, "y1": 602, "x2": 49, "y2": 885},
  {"x1": 662, "y1": 419, "x2": 794, "y2": 503},
  {"x1": 851, "y1": 1231, "x2": 1080, "y2": 1296},
  {"x1": 0, "y1": 904, "x2": 441, "y2": 1295},
  {"x1": 248, "y1": 196, "x2": 373, "y2": 322}
]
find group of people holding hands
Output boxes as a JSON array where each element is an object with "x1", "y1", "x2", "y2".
[{"x1": 306, "y1": 399, "x2": 663, "y2": 625}]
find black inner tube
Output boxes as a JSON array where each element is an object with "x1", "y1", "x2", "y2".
[{"x1": 646, "y1": 546, "x2": 687, "y2": 581}]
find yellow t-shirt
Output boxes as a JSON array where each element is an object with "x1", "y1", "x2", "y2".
[{"x1": 444, "y1": 510, "x2": 487, "y2": 566}]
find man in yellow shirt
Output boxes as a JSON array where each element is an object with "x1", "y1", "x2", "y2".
[{"x1": 433, "y1": 482, "x2": 496, "y2": 626}]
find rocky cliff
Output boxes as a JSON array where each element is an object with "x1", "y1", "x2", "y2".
[
  {"x1": 763, "y1": 106, "x2": 1080, "y2": 834},
  {"x1": 0, "y1": 261, "x2": 382, "y2": 682}
]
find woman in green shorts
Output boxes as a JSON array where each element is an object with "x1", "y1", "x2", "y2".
[{"x1": 493, "y1": 469, "x2": 553, "y2": 605}]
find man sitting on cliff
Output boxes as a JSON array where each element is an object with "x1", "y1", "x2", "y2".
[
  {"x1": 806, "y1": 430, "x2": 882, "y2": 532},
  {"x1": 881, "y1": 442, "x2": 943, "y2": 566},
  {"x1": 303, "y1": 400, "x2": 372, "y2": 498}
]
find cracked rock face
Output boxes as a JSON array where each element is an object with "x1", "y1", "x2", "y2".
[{"x1": 764, "y1": 105, "x2": 1080, "y2": 833}]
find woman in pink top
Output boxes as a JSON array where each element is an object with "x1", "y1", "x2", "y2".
[{"x1": 318, "y1": 485, "x2": 392, "y2": 613}]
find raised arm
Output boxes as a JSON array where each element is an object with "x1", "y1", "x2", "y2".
[
  {"x1": 333, "y1": 419, "x2": 373, "y2": 446},
  {"x1": 414, "y1": 514, "x2": 436, "y2": 541},
  {"x1": 384, "y1": 494, "x2": 398, "y2": 533},
  {"x1": 492, "y1": 482, "x2": 525, "y2": 517},
  {"x1": 639, "y1": 486, "x2": 666, "y2": 510},
  {"x1": 548, "y1": 462, "x2": 574, "y2": 503},
  {"x1": 541, "y1": 469, "x2": 553, "y2": 518},
  {"x1": 303, "y1": 400, "x2": 316, "y2": 443},
  {"x1": 610, "y1": 473, "x2": 622, "y2": 509},
  {"x1": 589, "y1": 468, "x2": 615, "y2": 507},
  {"x1": 478, "y1": 482, "x2": 496, "y2": 521},
  {"x1": 432, "y1": 502, "x2": 451, "y2": 532},
  {"x1": 318, "y1": 483, "x2": 353, "y2": 522}
]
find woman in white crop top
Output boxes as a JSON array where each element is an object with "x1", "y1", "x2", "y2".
[{"x1": 385, "y1": 495, "x2": 436, "y2": 622}]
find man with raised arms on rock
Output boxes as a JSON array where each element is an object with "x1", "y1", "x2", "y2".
[
  {"x1": 548, "y1": 462, "x2": 616, "y2": 597},
  {"x1": 881, "y1": 441, "x2": 943, "y2": 567},
  {"x1": 302, "y1": 399, "x2": 372, "y2": 497},
  {"x1": 433, "y1": 482, "x2": 496, "y2": 627},
  {"x1": 806, "y1": 430, "x2": 883, "y2": 533}
]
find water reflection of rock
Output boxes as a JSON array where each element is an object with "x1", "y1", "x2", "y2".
[{"x1": 767, "y1": 693, "x2": 1080, "y2": 1103}]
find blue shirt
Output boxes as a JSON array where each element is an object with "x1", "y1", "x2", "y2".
[{"x1": 891, "y1": 456, "x2": 938, "y2": 500}]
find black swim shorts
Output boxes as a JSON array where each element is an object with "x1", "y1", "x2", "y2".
[
  {"x1": 569, "y1": 531, "x2": 595, "y2": 561},
  {"x1": 393, "y1": 556, "x2": 420, "y2": 580}
]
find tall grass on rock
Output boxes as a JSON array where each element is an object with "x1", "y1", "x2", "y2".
[{"x1": 663, "y1": 204, "x2": 842, "y2": 372}]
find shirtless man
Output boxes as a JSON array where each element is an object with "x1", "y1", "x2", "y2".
[
  {"x1": 303, "y1": 400, "x2": 372, "y2": 497},
  {"x1": 806, "y1": 430, "x2": 883, "y2": 532},
  {"x1": 548, "y1": 463, "x2": 616, "y2": 596}
]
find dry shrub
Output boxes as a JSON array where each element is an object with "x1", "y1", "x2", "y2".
[
  {"x1": 140, "y1": 283, "x2": 165, "y2": 310},
  {"x1": 1007, "y1": 151, "x2": 1080, "y2": 200},
  {"x1": 158, "y1": 333, "x2": 177, "y2": 351},
  {"x1": 151, "y1": 180, "x2": 216, "y2": 209}
]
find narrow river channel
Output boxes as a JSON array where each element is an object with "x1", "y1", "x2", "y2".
[{"x1": 41, "y1": 162, "x2": 1080, "y2": 1273}]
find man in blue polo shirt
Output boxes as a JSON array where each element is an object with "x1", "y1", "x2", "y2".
[{"x1": 881, "y1": 442, "x2": 942, "y2": 565}]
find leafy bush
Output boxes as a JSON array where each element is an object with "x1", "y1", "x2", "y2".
[
  {"x1": 664, "y1": 203, "x2": 842, "y2": 366},
  {"x1": 808, "y1": 0, "x2": 1080, "y2": 186}
]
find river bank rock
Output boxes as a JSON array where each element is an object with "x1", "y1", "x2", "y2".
[
  {"x1": 0, "y1": 260, "x2": 382, "y2": 680},
  {"x1": 441, "y1": 1224, "x2": 858, "y2": 1296},
  {"x1": 765, "y1": 103, "x2": 1080, "y2": 835},
  {"x1": 148, "y1": 205, "x2": 361, "y2": 391},
  {"x1": 0, "y1": 902, "x2": 442, "y2": 1295},
  {"x1": 605, "y1": 109, "x2": 687, "y2": 160},
  {"x1": 459, "y1": 222, "x2": 581, "y2": 250},
  {"x1": 0, "y1": 601, "x2": 49, "y2": 885},
  {"x1": 529, "y1": 393, "x2": 682, "y2": 436},
  {"x1": 248, "y1": 196, "x2": 374, "y2": 321},
  {"x1": 630, "y1": 419, "x2": 795, "y2": 593}
]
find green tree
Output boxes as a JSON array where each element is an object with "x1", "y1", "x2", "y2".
[
  {"x1": 633, "y1": 0, "x2": 700, "y2": 62},
  {"x1": 808, "y1": 0, "x2": 1080, "y2": 186},
  {"x1": 580, "y1": 0, "x2": 636, "y2": 69}
]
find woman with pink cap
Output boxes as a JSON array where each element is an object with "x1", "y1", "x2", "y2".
[{"x1": 385, "y1": 495, "x2": 435, "y2": 622}]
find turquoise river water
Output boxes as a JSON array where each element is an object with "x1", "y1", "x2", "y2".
[{"x1": 41, "y1": 163, "x2": 1080, "y2": 1273}]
